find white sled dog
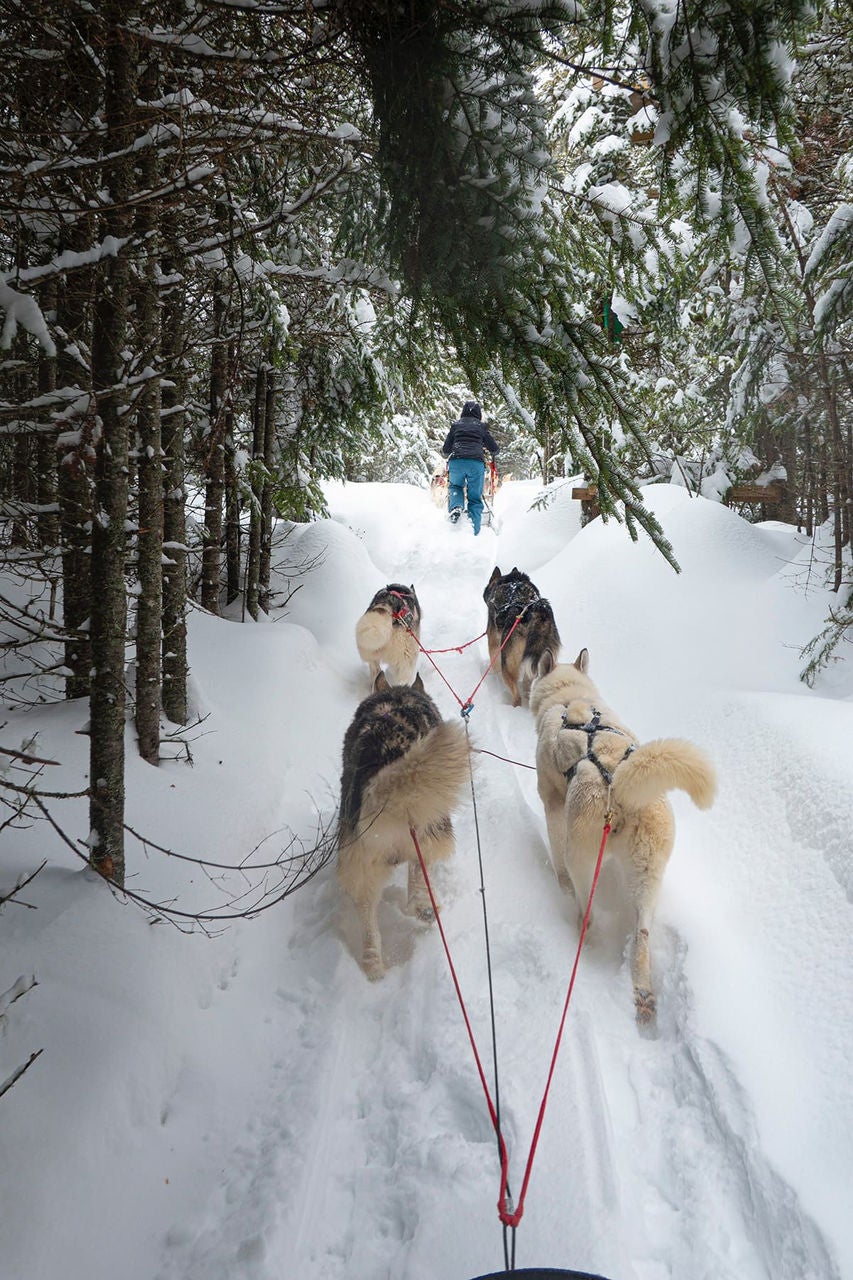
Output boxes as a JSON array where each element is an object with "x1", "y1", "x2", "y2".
[
  {"x1": 530, "y1": 649, "x2": 716, "y2": 1026},
  {"x1": 337, "y1": 674, "x2": 470, "y2": 979},
  {"x1": 355, "y1": 582, "x2": 422, "y2": 688}
]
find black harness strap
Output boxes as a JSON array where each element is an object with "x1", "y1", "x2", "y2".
[
  {"x1": 493, "y1": 583, "x2": 540, "y2": 632},
  {"x1": 561, "y1": 707, "x2": 636, "y2": 786}
]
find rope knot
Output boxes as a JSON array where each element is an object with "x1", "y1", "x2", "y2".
[{"x1": 388, "y1": 589, "x2": 415, "y2": 629}]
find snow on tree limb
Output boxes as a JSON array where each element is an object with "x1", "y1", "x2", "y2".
[{"x1": 0, "y1": 282, "x2": 56, "y2": 357}]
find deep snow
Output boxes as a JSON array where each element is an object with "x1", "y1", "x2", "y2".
[{"x1": 2, "y1": 478, "x2": 852, "y2": 1280}]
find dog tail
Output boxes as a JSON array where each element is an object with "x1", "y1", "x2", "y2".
[
  {"x1": 365, "y1": 721, "x2": 471, "y2": 831},
  {"x1": 612, "y1": 739, "x2": 717, "y2": 811},
  {"x1": 355, "y1": 608, "x2": 392, "y2": 661}
]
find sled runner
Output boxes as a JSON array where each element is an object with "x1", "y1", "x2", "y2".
[
  {"x1": 481, "y1": 457, "x2": 500, "y2": 530},
  {"x1": 472, "y1": 1269, "x2": 611, "y2": 1278}
]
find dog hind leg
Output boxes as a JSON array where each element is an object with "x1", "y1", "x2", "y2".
[
  {"x1": 387, "y1": 632, "x2": 419, "y2": 686},
  {"x1": 357, "y1": 893, "x2": 385, "y2": 980},
  {"x1": 563, "y1": 836, "x2": 602, "y2": 935},
  {"x1": 626, "y1": 822, "x2": 670, "y2": 1027},
  {"x1": 502, "y1": 663, "x2": 522, "y2": 707},
  {"x1": 338, "y1": 836, "x2": 388, "y2": 980},
  {"x1": 543, "y1": 793, "x2": 574, "y2": 898},
  {"x1": 406, "y1": 822, "x2": 454, "y2": 921},
  {"x1": 406, "y1": 858, "x2": 435, "y2": 922},
  {"x1": 632, "y1": 921, "x2": 655, "y2": 1027},
  {"x1": 630, "y1": 867, "x2": 666, "y2": 1026}
]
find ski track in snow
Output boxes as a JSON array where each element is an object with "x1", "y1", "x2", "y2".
[{"x1": 154, "y1": 490, "x2": 844, "y2": 1280}]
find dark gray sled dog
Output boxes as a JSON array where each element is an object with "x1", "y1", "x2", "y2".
[
  {"x1": 483, "y1": 565, "x2": 561, "y2": 707},
  {"x1": 337, "y1": 675, "x2": 470, "y2": 978}
]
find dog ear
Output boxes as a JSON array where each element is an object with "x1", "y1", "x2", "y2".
[
  {"x1": 574, "y1": 648, "x2": 589, "y2": 674},
  {"x1": 412, "y1": 672, "x2": 425, "y2": 694},
  {"x1": 537, "y1": 649, "x2": 556, "y2": 679},
  {"x1": 373, "y1": 670, "x2": 390, "y2": 693},
  {"x1": 487, "y1": 566, "x2": 501, "y2": 586}
]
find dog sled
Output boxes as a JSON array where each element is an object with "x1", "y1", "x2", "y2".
[
  {"x1": 430, "y1": 459, "x2": 501, "y2": 528},
  {"x1": 472, "y1": 1270, "x2": 610, "y2": 1279},
  {"x1": 481, "y1": 457, "x2": 500, "y2": 529},
  {"x1": 429, "y1": 465, "x2": 448, "y2": 507}
]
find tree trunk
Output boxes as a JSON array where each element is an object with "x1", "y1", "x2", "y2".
[
  {"x1": 36, "y1": 280, "x2": 59, "y2": 551},
  {"x1": 9, "y1": 328, "x2": 34, "y2": 546},
  {"x1": 245, "y1": 364, "x2": 267, "y2": 621},
  {"x1": 258, "y1": 369, "x2": 277, "y2": 614},
  {"x1": 55, "y1": 16, "x2": 100, "y2": 701},
  {"x1": 201, "y1": 280, "x2": 227, "y2": 614},
  {"x1": 225, "y1": 405, "x2": 242, "y2": 606},
  {"x1": 819, "y1": 357, "x2": 847, "y2": 588},
  {"x1": 160, "y1": 237, "x2": 188, "y2": 725},
  {"x1": 57, "y1": 251, "x2": 95, "y2": 699},
  {"x1": 88, "y1": 2, "x2": 137, "y2": 885},
  {"x1": 134, "y1": 54, "x2": 163, "y2": 765}
]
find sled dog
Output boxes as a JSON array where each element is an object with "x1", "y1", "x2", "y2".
[
  {"x1": 337, "y1": 674, "x2": 470, "y2": 979},
  {"x1": 483, "y1": 566, "x2": 561, "y2": 706},
  {"x1": 355, "y1": 582, "x2": 422, "y2": 687},
  {"x1": 530, "y1": 649, "x2": 716, "y2": 1026}
]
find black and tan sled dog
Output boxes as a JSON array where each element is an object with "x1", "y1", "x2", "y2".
[
  {"x1": 355, "y1": 582, "x2": 422, "y2": 688},
  {"x1": 337, "y1": 674, "x2": 470, "y2": 979},
  {"x1": 530, "y1": 648, "x2": 716, "y2": 1027},
  {"x1": 483, "y1": 566, "x2": 561, "y2": 707}
]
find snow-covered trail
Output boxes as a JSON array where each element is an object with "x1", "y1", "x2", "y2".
[{"x1": 156, "y1": 481, "x2": 849, "y2": 1280}]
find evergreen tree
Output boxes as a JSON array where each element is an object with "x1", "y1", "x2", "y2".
[{"x1": 2, "y1": 0, "x2": 841, "y2": 889}]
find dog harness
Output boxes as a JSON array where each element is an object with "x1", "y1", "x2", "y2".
[
  {"x1": 388, "y1": 589, "x2": 416, "y2": 629},
  {"x1": 493, "y1": 583, "x2": 540, "y2": 631},
  {"x1": 560, "y1": 707, "x2": 636, "y2": 786}
]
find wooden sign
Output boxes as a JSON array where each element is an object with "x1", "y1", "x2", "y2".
[{"x1": 725, "y1": 483, "x2": 786, "y2": 504}]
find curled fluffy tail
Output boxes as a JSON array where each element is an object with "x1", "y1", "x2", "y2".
[
  {"x1": 364, "y1": 721, "x2": 470, "y2": 830},
  {"x1": 356, "y1": 609, "x2": 392, "y2": 661},
  {"x1": 612, "y1": 739, "x2": 717, "y2": 811}
]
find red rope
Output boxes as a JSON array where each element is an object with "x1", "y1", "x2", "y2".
[
  {"x1": 392, "y1": 605, "x2": 523, "y2": 716},
  {"x1": 411, "y1": 815, "x2": 613, "y2": 1231},
  {"x1": 409, "y1": 828, "x2": 511, "y2": 1187},
  {"x1": 420, "y1": 630, "x2": 487, "y2": 655},
  {"x1": 411, "y1": 637, "x2": 471, "y2": 711},
  {"x1": 460, "y1": 613, "x2": 522, "y2": 713},
  {"x1": 498, "y1": 815, "x2": 612, "y2": 1227},
  {"x1": 387, "y1": 594, "x2": 472, "y2": 710}
]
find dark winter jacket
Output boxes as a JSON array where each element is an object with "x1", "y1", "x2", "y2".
[{"x1": 441, "y1": 402, "x2": 500, "y2": 463}]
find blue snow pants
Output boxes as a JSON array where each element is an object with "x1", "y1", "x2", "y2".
[{"x1": 447, "y1": 457, "x2": 486, "y2": 535}]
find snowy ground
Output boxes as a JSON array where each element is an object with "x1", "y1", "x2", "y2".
[{"x1": 2, "y1": 478, "x2": 852, "y2": 1280}]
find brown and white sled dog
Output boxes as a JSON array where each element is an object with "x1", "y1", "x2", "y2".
[
  {"x1": 530, "y1": 649, "x2": 716, "y2": 1026},
  {"x1": 337, "y1": 674, "x2": 470, "y2": 979},
  {"x1": 355, "y1": 582, "x2": 422, "y2": 688},
  {"x1": 483, "y1": 566, "x2": 561, "y2": 707}
]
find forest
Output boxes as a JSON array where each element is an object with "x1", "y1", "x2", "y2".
[{"x1": 1, "y1": 0, "x2": 852, "y2": 887}]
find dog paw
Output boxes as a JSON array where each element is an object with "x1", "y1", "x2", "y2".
[
  {"x1": 577, "y1": 908, "x2": 594, "y2": 934},
  {"x1": 634, "y1": 989, "x2": 657, "y2": 1027},
  {"x1": 363, "y1": 953, "x2": 385, "y2": 981}
]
